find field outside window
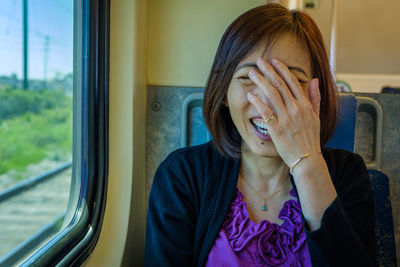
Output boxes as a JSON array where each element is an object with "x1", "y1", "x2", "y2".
[{"x1": 0, "y1": 0, "x2": 74, "y2": 262}]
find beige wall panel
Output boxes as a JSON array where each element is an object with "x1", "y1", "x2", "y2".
[
  {"x1": 305, "y1": 0, "x2": 333, "y2": 55},
  {"x1": 148, "y1": 0, "x2": 264, "y2": 87},
  {"x1": 336, "y1": 0, "x2": 400, "y2": 75},
  {"x1": 297, "y1": 0, "x2": 400, "y2": 75},
  {"x1": 85, "y1": 0, "x2": 147, "y2": 266},
  {"x1": 149, "y1": 0, "x2": 400, "y2": 87}
]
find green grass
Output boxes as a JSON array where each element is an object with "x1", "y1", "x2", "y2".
[
  {"x1": 0, "y1": 89, "x2": 72, "y2": 178},
  {"x1": 0, "y1": 88, "x2": 69, "y2": 120}
]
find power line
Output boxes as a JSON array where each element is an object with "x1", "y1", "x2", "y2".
[
  {"x1": 0, "y1": 1, "x2": 74, "y2": 80},
  {"x1": 0, "y1": 8, "x2": 22, "y2": 25},
  {"x1": 0, "y1": 7, "x2": 70, "y2": 47},
  {"x1": 52, "y1": 0, "x2": 73, "y2": 15}
]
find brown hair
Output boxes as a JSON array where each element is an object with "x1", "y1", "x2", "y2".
[{"x1": 203, "y1": 3, "x2": 337, "y2": 158}]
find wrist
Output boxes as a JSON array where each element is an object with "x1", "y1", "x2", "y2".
[{"x1": 290, "y1": 152, "x2": 326, "y2": 177}]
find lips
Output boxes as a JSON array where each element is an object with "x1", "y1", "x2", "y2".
[{"x1": 250, "y1": 118, "x2": 272, "y2": 141}]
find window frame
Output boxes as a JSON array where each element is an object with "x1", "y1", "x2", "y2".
[{"x1": 18, "y1": 0, "x2": 110, "y2": 265}]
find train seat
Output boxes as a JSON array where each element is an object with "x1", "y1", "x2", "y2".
[
  {"x1": 325, "y1": 93, "x2": 357, "y2": 152},
  {"x1": 146, "y1": 88, "x2": 396, "y2": 265},
  {"x1": 322, "y1": 94, "x2": 397, "y2": 265},
  {"x1": 181, "y1": 93, "x2": 358, "y2": 152},
  {"x1": 369, "y1": 169, "x2": 397, "y2": 265},
  {"x1": 323, "y1": 95, "x2": 396, "y2": 265}
]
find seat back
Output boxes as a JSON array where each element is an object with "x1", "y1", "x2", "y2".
[
  {"x1": 325, "y1": 93, "x2": 357, "y2": 152},
  {"x1": 368, "y1": 169, "x2": 397, "y2": 266},
  {"x1": 181, "y1": 93, "x2": 358, "y2": 151},
  {"x1": 146, "y1": 87, "x2": 396, "y2": 265}
]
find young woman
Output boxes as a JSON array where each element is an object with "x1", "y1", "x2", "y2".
[{"x1": 145, "y1": 4, "x2": 376, "y2": 266}]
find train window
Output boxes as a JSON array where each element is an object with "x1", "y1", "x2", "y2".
[{"x1": 0, "y1": 0, "x2": 109, "y2": 265}]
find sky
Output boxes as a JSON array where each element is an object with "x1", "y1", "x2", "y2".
[{"x1": 0, "y1": 0, "x2": 73, "y2": 79}]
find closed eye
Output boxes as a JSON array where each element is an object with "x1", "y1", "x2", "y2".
[
  {"x1": 237, "y1": 76, "x2": 254, "y2": 85},
  {"x1": 295, "y1": 76, "x2": 308, "y2": 84}
]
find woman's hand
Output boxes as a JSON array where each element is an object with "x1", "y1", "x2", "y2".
[
  {"x1": 247, "y1": 57, "x2": 322, "y2": 173},
  {"x1": 247, "y1": 58, "x2": 337, "y2": 230}
]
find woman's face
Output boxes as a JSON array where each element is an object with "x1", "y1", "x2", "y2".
[{"x1": 226, "y1": 33, "x2": 312, "y2": 157}]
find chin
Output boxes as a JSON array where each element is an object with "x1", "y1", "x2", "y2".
[{"x1": 243, "y1": 140, "x2": 279, "y2": 157}]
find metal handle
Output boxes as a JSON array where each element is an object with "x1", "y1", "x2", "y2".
[{"x1": 356, "y1": 97, "x2": 383, "y2": 170}]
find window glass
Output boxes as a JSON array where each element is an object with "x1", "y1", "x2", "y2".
[{"x1": 0, "y1": 0, "x2": 74, "y2": 263}]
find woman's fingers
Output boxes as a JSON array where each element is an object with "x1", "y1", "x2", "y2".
[
  {"x1": 247, "y1": 92, "x2": 277, "y2": 126},
  {"x1": 248, "y1": 59, "x2": 319, "y2": 132},
  {"x1": 269, "y1": 58, "x2": 307, "y2": 102},
  {"x1": 307, "y1": 78, "x2": 321, "y2": 116},
  {"x1": 248, "y1": 69, "x2": 287, "y2": 118},
  {"x1": 256, "y1": 58, "x2": 295, "y2": 106}
]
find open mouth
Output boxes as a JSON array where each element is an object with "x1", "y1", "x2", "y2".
[
  {"x1": 251, "y1": 118, "x2": 269, "y2": 135},
  {"x1": 249, "y1": 117, "x2": 272, "y2": 142}
]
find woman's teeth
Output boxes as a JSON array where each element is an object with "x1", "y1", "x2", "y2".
[{"x1": 251, "y1": 119, "x2": 269, "y2": 135}]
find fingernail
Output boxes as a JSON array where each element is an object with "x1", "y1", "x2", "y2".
[
  {"x1": 271, "y1": 58, "x2": 279, "y2": 65},
  {"x1": 313, "y1": 78, "x2": 319, "y2": 87},
  {"x1": 247, "y1": 92, "x2": 255, "y2": 102},
  {"x1": 257, "y1": 58, "x2": 265, "y2": 67}
]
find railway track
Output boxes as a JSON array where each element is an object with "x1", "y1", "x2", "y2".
[{"x1": 0, "y1": 162, "x2": 72, "y2": 265}]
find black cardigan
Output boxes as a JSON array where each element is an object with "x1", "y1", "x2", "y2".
[{"x1": 145, "y1": 141, "x2": 376, "y2": 266}]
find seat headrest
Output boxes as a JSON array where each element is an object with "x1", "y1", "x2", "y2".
[{"x1": 325, "y1": 93, "x2": 357, "y2": 152}]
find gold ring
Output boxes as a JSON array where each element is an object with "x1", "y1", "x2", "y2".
[{"x1": 264, "y1": 115, "x2": 275, "y2": 125}]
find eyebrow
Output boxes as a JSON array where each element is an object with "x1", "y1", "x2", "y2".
[{"x1": 236, "y1": 62, "x2": 309, "y2": 78}]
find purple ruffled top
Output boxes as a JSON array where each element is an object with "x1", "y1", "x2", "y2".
[{"x1": 205, "y1": 188, "x2": 311, "y2": 266}]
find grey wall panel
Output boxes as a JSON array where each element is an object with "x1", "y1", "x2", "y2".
[{"x1": 145, "y1": 86, "x2": 204, "y2": 208}]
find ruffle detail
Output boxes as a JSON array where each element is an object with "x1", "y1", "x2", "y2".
[{"x1": 222, "y1": 188, "x2": 307, "y2": 265}]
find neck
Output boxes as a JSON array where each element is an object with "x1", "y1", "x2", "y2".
[{"x1": 241, "y1": 148, "x2": 290, "y2": 194}]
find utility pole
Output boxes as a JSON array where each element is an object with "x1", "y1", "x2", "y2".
[
  {"x1": 43, "y1": 36, "x2": 50, "y2": 89},
  {"x1": 23, "y1": 0, "x2": 28, "y2": 90},
  {"x1": 329, "y1": 0, "x2": 338, "y2": 80}
]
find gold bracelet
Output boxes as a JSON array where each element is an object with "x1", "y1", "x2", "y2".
[
  {"x1": 289, "y1": 151, "x2": 322, "y2": 175},
  {"x1": 290, "y1": 153, "x2": 310, "y2": 175}
]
